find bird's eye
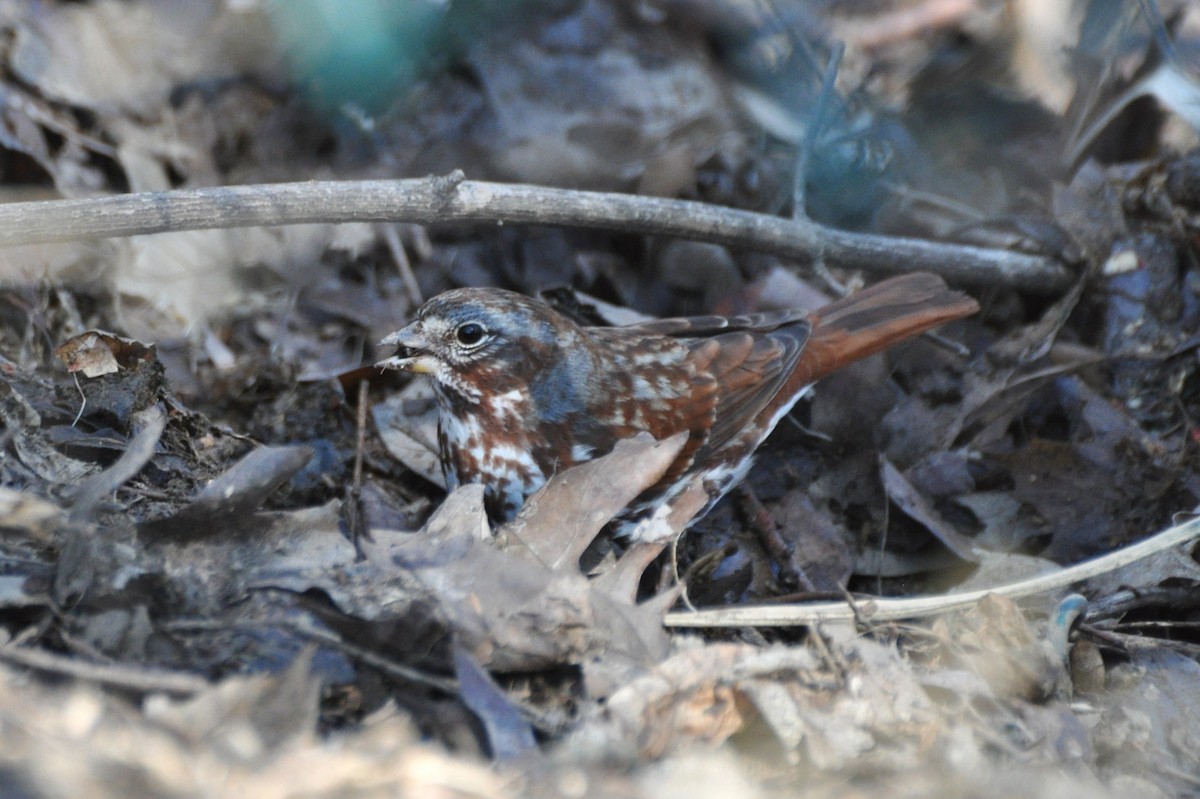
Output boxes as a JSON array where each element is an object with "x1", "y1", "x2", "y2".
[{"x1": 455, "y1": 322, "x2": 486, "y2": 347}]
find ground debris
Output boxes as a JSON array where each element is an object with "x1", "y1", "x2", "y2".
[{"x1": 1, "y1": 0, "x2": 1200, "y2": 796}]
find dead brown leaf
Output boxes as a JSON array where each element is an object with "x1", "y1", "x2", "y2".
[{"x1": 53, "y1": 329, "x2": 154, "y2": 378}]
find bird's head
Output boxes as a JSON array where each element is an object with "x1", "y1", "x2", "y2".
[{"x1": 377, "y1": 288, "x2": 585, "y2": 404}]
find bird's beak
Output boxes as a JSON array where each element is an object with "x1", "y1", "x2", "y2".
[{"x1": 377, "y1": 324, "x2": 438, "y2": 374}]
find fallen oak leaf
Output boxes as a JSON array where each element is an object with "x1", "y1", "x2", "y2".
[
  {"x1": 386, "y1": 487, "x2": 677, "y2": 674},
  {"x1": 262, "y1": 434, "x2": 705, "y2": 678},
  {"x1": 498, "y1": 431, "x2": 690, "y2": 571}
]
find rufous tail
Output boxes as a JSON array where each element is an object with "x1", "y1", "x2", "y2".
[{"x1": 793, "y1": 272, "x2": 978, "y2": 385}]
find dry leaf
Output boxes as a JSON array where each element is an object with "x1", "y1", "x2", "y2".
[{"x1": 53, "y1": 330, "x2": 154, "y2": 378}]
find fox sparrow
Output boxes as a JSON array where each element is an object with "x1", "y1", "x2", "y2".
[{"x1": 378, "y1": 272, "x2": 978, "y2": 541}]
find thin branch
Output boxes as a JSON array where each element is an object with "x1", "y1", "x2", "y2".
[
  {"x1": 0, "y1": 173, "x2": 1071, "y2": 293},
  {"x1": 664, "y1": 515, "x2": 1200, "y2": 627},
  {"x1": 0, "y1": 642, "x2": 208, "y2": 695}
]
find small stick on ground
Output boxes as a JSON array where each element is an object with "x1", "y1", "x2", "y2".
[
  {"x1": 345, "y1": 379, "x2": 371, "y2": 559},
  {"x1": 0, "y1": 642, "x2": 208, "y2": 695},
  {"x1": 735, "y1": 485, "x2": 816, "y2": 593},
  {"x1": 666, "y1": 515, "x2": 1200, "y2": 627}
]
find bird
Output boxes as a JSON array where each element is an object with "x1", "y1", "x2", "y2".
[{"x1": 377, "y1": 272, "x2": 978, "y2": 541}]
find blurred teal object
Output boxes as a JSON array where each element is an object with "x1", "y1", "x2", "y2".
[{"x1": 268, "y1": 0, "x2": 506, "y2": 115}]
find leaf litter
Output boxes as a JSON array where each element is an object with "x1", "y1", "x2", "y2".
[{"x1": 0, "y1": 0, "x2": 1199, "y2": 797}]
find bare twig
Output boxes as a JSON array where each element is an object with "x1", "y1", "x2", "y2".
[
  {"x1": 347, "y1": 379, "x2": 370, "y2": 559},
  {"x1": 0, "y1": 642, "x2": 208, "y2": 695},
  {"x1": 166, "y1": 616, "x2": 458, "y2": 693},
  {"x1": 281, "y1": 619, "x2": 458, "y2": 694},
  {"x1": 0, "y1": 174, "x2": 1071, "y2": 292},
  {"x1": 380, "y1": 222, "x2": 424, "y2": 305},
  {"x1": 665, "y1": 515, "x2": 1200, "y2": 628}
]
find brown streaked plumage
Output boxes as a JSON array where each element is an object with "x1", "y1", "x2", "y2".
[{"x1": 378, "y1": 272, "x2": 978, "y2": 540}]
